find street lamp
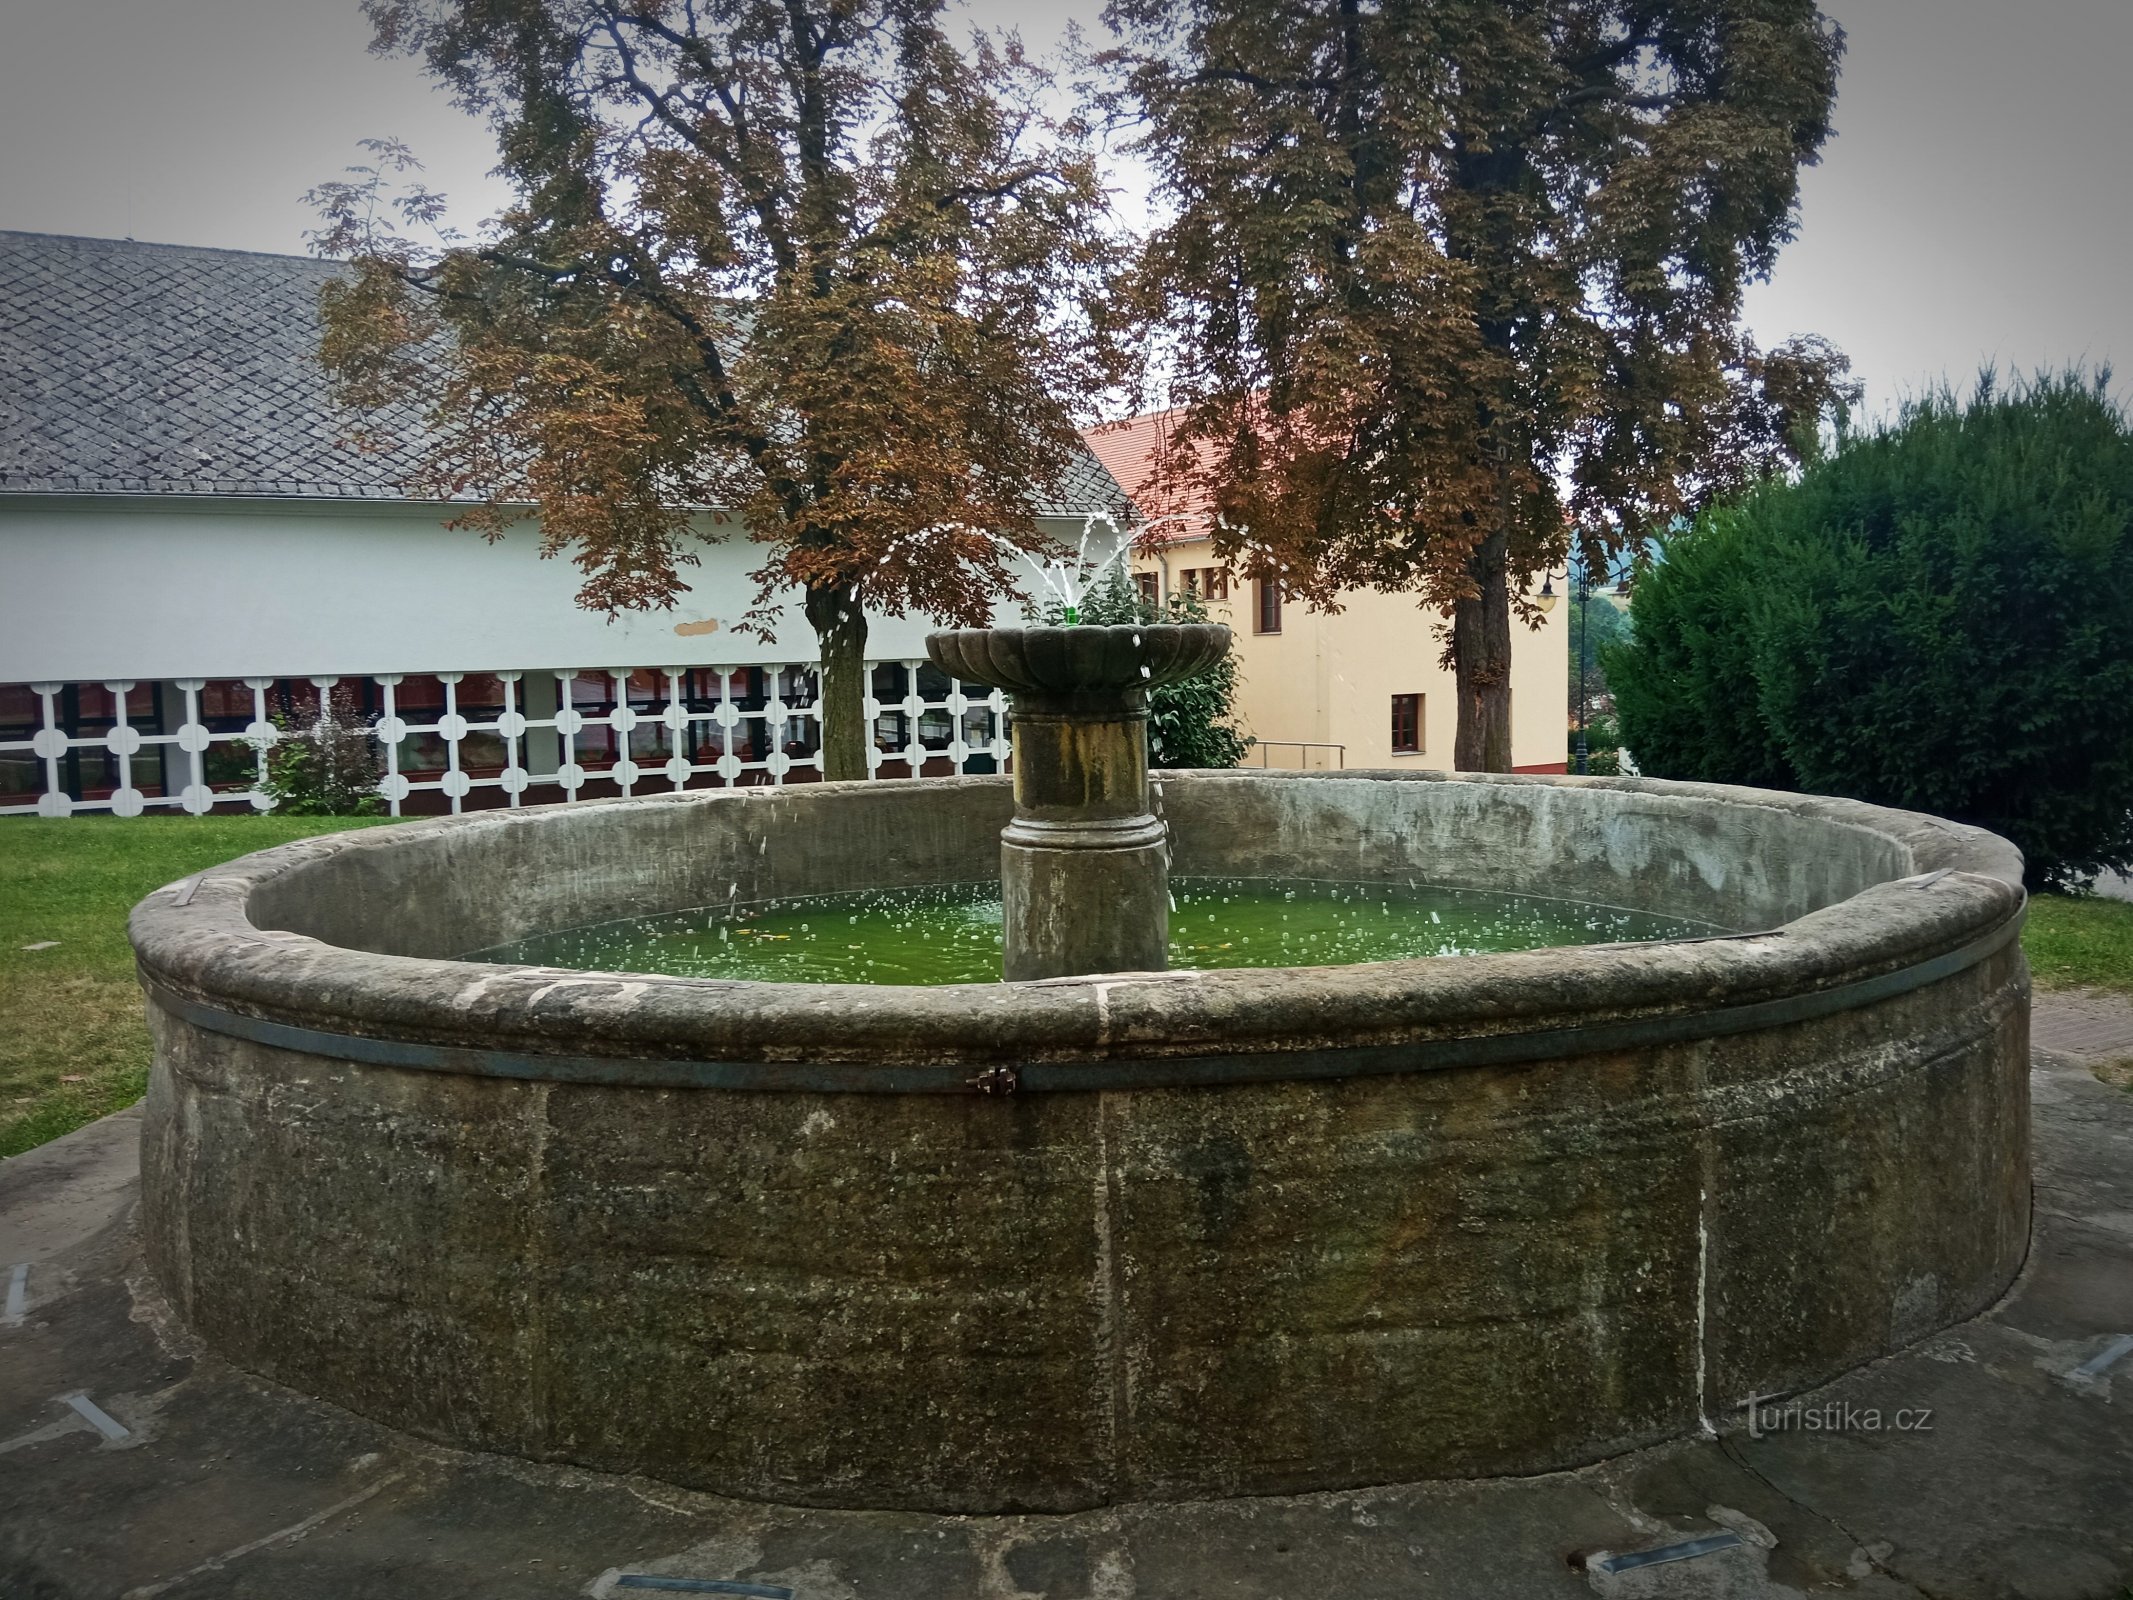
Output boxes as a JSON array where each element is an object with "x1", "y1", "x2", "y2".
[{"x1": 1571, "y1": 553, "x2": 1633, "y2": 776}]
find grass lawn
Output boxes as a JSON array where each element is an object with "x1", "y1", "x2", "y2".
[
  {"x1": 5, "y1": 823, "x2": 2132, "y2": 1159},
  {"x1": 2026, "y1": 893, "x2": 2133, "y2": 1094},
  {"x1": 2022, "y1": 891, "x2": 2133, "y2": 997},
  {"x1": 1, "y1": 815, "x2": 390, "y2": 1158}
]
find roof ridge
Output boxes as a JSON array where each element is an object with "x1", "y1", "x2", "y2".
[
  {"x1": 1087, "y1": 402, "x2": 1187, "y2": 432},
  {"x1": 0, "y1": 229, "x2": 344, "y2": 267}
]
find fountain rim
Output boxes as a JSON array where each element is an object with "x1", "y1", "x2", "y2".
[
  {"x1": 925, "y1": 622, "x2": 1231, "y2": 696},
  {"x1": 128, "y1": 771, "x2": 2027, "y2": 1094}
]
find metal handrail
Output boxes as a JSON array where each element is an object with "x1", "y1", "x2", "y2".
[{"x1": 1251, "y1": 741, "x2": 1346, "y2": 770}]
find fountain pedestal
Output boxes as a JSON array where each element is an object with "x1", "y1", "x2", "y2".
[
  {"x1": 997, "y1": 685, "x2": 1168, "y2": 981},
  {"x1": 926, "y1": 624, "x2": 1231, "y2": 980}
]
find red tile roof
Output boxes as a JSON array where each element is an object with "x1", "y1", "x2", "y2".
[{"x1": 1082, "y1": 406, "x2": 1218, "y2": 544}]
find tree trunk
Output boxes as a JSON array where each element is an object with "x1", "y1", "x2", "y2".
[
  {"x1": 1452, "y1": 521, "x2": 1514, "y2": 772},
  {"x1": 805, "y1": 582, "x2": 870, "y2": 783}
]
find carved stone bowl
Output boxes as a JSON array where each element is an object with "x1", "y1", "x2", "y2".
[{"x1": 926, "y1": 624, "x2": 1231, "y2": 702}]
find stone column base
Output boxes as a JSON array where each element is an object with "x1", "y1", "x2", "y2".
[{"x1": 1001, "y1": 814, "x2": 1169, "y2": 980}]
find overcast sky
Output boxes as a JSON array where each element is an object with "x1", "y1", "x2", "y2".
[{"x1": 2, "y1": 1, "x2": 2126, "y2": 422}]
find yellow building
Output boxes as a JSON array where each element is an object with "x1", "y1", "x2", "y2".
[{"x1": 1086, "y1": 412, "x2": 1570, "y2": 774}]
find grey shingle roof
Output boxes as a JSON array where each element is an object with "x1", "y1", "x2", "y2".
[
  {"x1": 0, "y1": 231, "x2": 431, "y2": 499},
  {"x1": 0, "y1": 230, "x2": 1130, "y2": 516}
]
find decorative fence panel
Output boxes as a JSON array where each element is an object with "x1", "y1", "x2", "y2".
[{"x1": 0, "y1": 661, "x2": 1010, "y2": 818}]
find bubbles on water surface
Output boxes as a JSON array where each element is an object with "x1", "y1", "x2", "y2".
[{"x1": 467, "y1": 876, "x2": 1721, "y2": 987}]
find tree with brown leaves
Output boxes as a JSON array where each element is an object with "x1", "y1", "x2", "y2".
[
  {"x1": 311, "y1": 0, "x2": 1122, "y2": 780},
  {"x1": 1112, "y1": 0, "x2": 1860, "y2": 770}
]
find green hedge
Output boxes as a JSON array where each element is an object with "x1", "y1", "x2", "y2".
[{"x1": 1607, "y1": 374, "x2": 2133, "y2": 889}]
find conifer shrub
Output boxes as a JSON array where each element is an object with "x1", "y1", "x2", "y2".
[{"x1": 1608, "y1": 373, "x2": 2133, "y2": 889}]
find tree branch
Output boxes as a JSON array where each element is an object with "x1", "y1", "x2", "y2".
[
  {"x1": 1189, "y1": 64, "x2": 1343, "y2": 94},
  {"x1": 603, "y1": 3, "x2": 800, "y2": 276}
]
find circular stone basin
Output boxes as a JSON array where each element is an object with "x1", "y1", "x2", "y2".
[{"x1": 130, "y1": 772, "x2": 2031, "y2": 1514}]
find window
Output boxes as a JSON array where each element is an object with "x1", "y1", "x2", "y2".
[
  {"x1": 565, "y1": 673, "x2": 620, "y2": 771},
  {"x1": 918, "y1": 707, "x2": 955, "y2": 751},
  {"x1": 456, "y1": 675, "x2": 512, "y2": 773},
  {"x1": 622, "y1": 670, "x2": 670, "y2": 763},
  {"x1": 872, "y1": 708, "x2": 909, "y2": 752},
  {"x1": 199, "y1": 681, "x2": 261, "y2": 792},
  {"x1": 1254, "y1": 577, "x2": 1282, "y2": 634},
  {"x1": 870, "y1": 662, "x2": 909, "y2": 703},
  {"x1": 1391, "y1": 693, "x2": 1422, "y2": 755},
  {"x1": 1135, "y1": 571, "x2": 1160, "y2": 606},
  {"x1": 1184, "y1": 567, "x2": 1229, "y2": 601},
  {"x1": 0, "y1": 684, "x2": 39, "y2": 801}
]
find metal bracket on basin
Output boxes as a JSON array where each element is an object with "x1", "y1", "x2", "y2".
[{"x1": 966, "y1": 1064, "x2": 1021, "y2": 1095}]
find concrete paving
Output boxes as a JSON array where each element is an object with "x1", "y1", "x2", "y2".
[{"x1": 2, "y1": 1011, "x2": 2129, "y2": 1598}]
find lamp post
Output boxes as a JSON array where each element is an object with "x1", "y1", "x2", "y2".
[
  {"x1": 1571, "y1": 552, "x2": 1631, "y2": 776},
  {"x1": 1575, "y1": 562, "x2": 1591, "y2": 775}
]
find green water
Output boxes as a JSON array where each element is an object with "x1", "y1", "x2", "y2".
[{"x1": 467, "y1": 878, "x2": 1722, "y2": 985}]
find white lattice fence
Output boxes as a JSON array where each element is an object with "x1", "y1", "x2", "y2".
[{"x1": 0, "y1": 661, "x2": 1010, "y2": 819}]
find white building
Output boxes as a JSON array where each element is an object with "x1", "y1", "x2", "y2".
[{"x1": 0, "y1": 232, "x2": 1133, "y2": 818}]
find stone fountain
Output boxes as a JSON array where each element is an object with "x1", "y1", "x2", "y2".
[
  {"x1": 925, "y1": 622, "x2": 1229, "y2": 979},
  {"x1": 128, "y1": 617, "x2": 2031, "y2": 1514}
]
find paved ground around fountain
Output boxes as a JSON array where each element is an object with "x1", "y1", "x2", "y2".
[
  {"x1": 2, "y1": 996, "x2": 2129, "y2": 1600},
  {"x1": 2033, "y1": 986, "x2": 2133, "y2": 1074}
]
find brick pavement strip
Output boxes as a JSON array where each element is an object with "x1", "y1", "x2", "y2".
[
  {"x1": 2022, "y1": 989, "x2": 2133, "y2": 1092},
  {"x1": 2031, "y1": 987, "x2": 2133, "y2": 1064}
]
